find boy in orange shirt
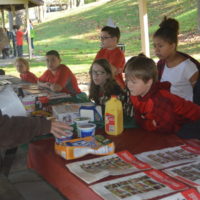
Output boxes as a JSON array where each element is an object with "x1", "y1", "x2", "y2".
[
  {"x1": 38, "y1": 50, "x2": 81, "y2": 95},
  {"x1": 95, "y1": 25, "x2": 125, "y2": 89}
]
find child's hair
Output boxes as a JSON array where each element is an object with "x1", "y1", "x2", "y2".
[
  {"x1": 15, "y1": 25, "x2": 20, "y2": 30},
  {"x1": 101, "y1": 26, "x2": 120, "y2": 42},
  {"x1": 46, "y1": 50, "x2": 60, "y2": 59},
  {"x1": 89, "y1": 58, "x2": 118, "y2": 103},
  {"x1": 125, "y1": 54, "x2": 158, "y2": 83},
  {"x1": 153, "y1": 16, "x2": 179, "y2": 45},
  {"x1": 14, "y1": 57, "x2": 29, "y2": 70}
]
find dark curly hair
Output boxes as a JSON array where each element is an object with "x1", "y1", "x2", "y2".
[{"x1": 153, "y1": 16, "x2": 179, "y2": 45}]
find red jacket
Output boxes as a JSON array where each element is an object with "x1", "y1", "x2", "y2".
[{"x1": 130, "y1": 82, "x2": 200, "y2": 134}]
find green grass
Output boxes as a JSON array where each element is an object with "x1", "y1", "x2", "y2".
[{"x1": 3, "y1": 0, "x2": 199, "y2": 77}]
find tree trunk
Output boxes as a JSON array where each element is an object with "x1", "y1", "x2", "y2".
[{"x1": 198, "y1": 0, "x2": 200, "y2": 32}]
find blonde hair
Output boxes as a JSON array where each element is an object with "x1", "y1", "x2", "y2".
[{"x1": 14, "y1": 58, "x2": 29, "y2": 70}]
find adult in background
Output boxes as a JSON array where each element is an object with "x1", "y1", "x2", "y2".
[
  {"x1": 0, "y1": 27, "x2": 10, "y2": 59},
  {"x1": 153, "y1": 17, "x2": 199, "y2": 103}
]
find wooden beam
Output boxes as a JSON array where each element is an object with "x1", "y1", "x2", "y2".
[
  {"x1": 0, "y1": 0, "x2": 26, "y2": 5},
  {"x1": 138, "y1": 0, "x2": 150, "y2": 57},
  {"x1": 1, "y1": 9, "x2": 5, "y2": 28},
  {"x1": 25, "y1": 2, "x2": 32, "y2": 59}
]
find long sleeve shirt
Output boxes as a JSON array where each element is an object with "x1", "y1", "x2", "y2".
[
  {"x1": 130, "y1": 82, "x2": 200, "y2": 134},
  {"x1": 0, "y1": 111, "x2": 51, "y2": 149}
]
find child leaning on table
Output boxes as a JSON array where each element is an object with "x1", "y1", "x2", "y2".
[
  {"x1": 38, "y1": 50, "x2": 81, "y2": 96},
  {"x1": 15, "y1": 57, "x2": 38, "y2": 83},
  {"x1": 125, "y1": 54, "x2": 200, "y2": 139}
]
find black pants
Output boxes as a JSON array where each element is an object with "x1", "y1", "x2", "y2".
[{"x1": 177, "y1": 119, "x2": 200, "y2": 139}]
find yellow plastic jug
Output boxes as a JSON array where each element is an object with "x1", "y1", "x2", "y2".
[{"x1": 105, "y1": 96, "x2": 124, "y2": 135}]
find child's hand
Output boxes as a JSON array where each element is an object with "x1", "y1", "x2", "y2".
[
  {"x1": 50, "y1": 121, "x2": 73, "y2": 138},
  {"x1": 50, "y1": 83, "x2": 62, "y2": 92},
  {"x1": 152, "y1": 120, "x2": 157, "y2": 127}
]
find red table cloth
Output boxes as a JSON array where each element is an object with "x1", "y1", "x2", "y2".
[{"x1": 27, "y1": 128, "x2": 189, "y2": 200}]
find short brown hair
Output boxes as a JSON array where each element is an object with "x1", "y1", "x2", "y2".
[
  {"x1": 14, "y1": 57, "x2": 29, "y2": 70},
  {"x1": 46, "y1": 50, "x2": 60, "y2": 59},
  {"x1": 125, "y1": 54, "x2": 158, "y2": 83}
]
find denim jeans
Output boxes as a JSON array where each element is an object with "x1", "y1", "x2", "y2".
[{"x1": 17, "y1": 45, "x2": 23, "y2": 57}]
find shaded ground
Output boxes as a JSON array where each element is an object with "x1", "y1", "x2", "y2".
[
  {"x1": 76, "y1": 72, "x2": 90, "y2": 85},
  {"x1": 179, "y1": 31, "x2": 200, "y2": 43}
]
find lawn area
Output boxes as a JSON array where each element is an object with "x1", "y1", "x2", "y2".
[{"x1": 2, "y1": 0, "x2": 200, "y2": 80}]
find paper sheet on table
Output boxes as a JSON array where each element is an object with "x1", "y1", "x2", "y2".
[{"x1": 0, "y1": 85, "x2": 27, "y2": 117}]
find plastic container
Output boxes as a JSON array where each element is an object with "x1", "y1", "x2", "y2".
[
  {"x1": 79, "y1": 105, "x2": 102, "y2": 121},
  {"x1": 77, "y1": 123, "x2": 96, "y2": 137},
  {"x1": 22, "y1": 95, "x2": 36, "y2": 114},
  {"x1": 74, "y1": 117, "x2": 90, "y2": 125},
  {"x1": 105, "y1": 96, "x2": 124, "y2": 136},
  {"x1": 55, "y1": 131, "x2": 73, "y2": 143}
]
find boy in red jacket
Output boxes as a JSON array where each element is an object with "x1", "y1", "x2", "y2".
[{"x1": 125, "y1": 54, "x2": 200, "y2": 138}]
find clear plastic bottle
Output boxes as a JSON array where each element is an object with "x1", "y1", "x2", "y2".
[{"x1": 105, "y1": 96, "x2": 124, "y2": 135}]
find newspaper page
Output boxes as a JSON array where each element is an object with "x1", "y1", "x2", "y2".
[
  {"x1": 135, "y1": 145, "x2": 200, "y2": 169},
  {"x1": 90, "y1": 169, "x2": 187, "y2": 200},
  {"x1": 159, "y1": 188, "x2": 200, "y2": 200},
  {"x1": 164, "y1": 161, "x2": 200, "y2": 189},
  {"x1": 66, "y1": 150, "x2": 151, "y2": 184}
]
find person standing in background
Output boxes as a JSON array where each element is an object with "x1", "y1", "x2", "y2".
[
  {"x1": 29, "y1": 20, "x2": 35, "y2": 53},
  {"x1": 16, "y1": 25, "x2": 27, "y2": 57},
  {"x1": 95, "y1": 19, "x2": 125, "y2": 89}
]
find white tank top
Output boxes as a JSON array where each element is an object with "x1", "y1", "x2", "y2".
[{"x1": 161, "y1": 59, "x2": 198, "y2": 101}]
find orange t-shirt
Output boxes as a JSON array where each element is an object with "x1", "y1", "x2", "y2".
[
  {"x1": 39, "y1": 64, "x2": 81, "y2": 95},
  {"x1": 95, "y1": 47, "x2": 125, "y2": 88},
  {"x1": 20, "y1": 71, "x2": 38, "y2": 83}
]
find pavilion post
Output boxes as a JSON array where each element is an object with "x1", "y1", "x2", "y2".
[
  {"x1": 138, "y1": 0, "x2": 150, "y2": 57},
  {"x1": 24, "y1": 2, "x2": 32, "y2": 59},
  {"x1": 1, "y1": 9, "x2": 5, "y2": 28}
]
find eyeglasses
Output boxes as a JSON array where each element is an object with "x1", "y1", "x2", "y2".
[
  {"x1": 91, "y1": 70, "x2": 106, "y2": 76},
  {"x1": 99, "y1": 36, "x2": 113, "y2": 40}
]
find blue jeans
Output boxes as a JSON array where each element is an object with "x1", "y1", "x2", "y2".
[{"x1": 17, "y1": 45, "x2": 23, "y2": 57}]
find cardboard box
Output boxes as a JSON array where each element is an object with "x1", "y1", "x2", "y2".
[
  {"x1": 52, "y1": 103, "x2": 93, "y2": 124},
  {"x1": 55, "y1": 135, "x2": 115, "y2": 160}
]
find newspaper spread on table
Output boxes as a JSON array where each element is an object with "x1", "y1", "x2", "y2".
[
  {"x1": 135, "y1": 145, "x2": 200, "y2": 169},
  {"x1": 163, "y1": 160, "x2": 200, "y2": 189},
  {"x1": 66, "y1": 150, "x2": 151, "y2": 184},
  {"x1": 90, "y1": 169, "x2": 187, "y2": 200},
  {"x1": 159, "y1": 188, "x2": 200, "y2": 200}
]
